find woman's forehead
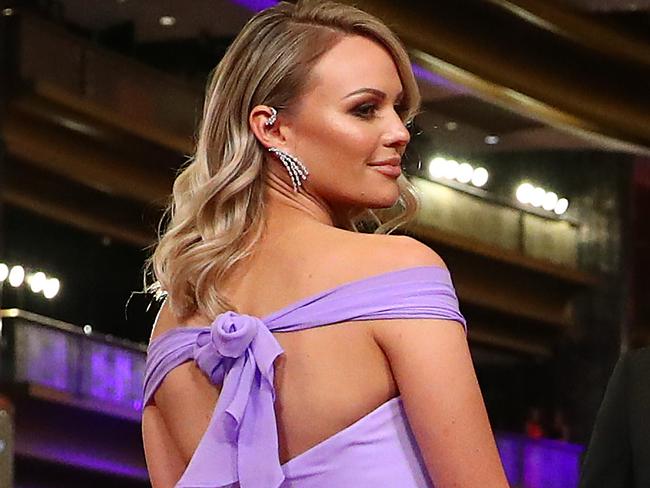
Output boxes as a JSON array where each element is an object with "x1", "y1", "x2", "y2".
[{"x1": 307, "y1": 35, "x2": 404, "y2": 100}]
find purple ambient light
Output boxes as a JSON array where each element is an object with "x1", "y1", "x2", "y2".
[
  {"x1": 230, "y1": 0, "x2": 278, "y2": 12},
  {"x1": 410, "y1": 63, "x2": 470, "y2": 92},
  {"x1": 496, "y1": 432, "x2": 584, "y2": 488},
  {"x1": 15, "y1": 439, "x2": 148, "y2": 480},
  {"x1": 16, "y1": 324, "x2": 73, "y2": 391}
]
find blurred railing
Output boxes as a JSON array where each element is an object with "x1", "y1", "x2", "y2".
[
  {"x1": 0, "y1": 309, "x2": 145, "y2": 421},
  {"x1": 411, "y1": 177, "x2": 580, "y2": 269}
]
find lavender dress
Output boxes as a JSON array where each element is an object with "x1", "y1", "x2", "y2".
[{"x1": 143, "y1": 265, "x2": 466, "y2": 487}]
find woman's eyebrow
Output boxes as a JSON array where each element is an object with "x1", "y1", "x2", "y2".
[{"x1": 342, "y1": 88, "x2": 403, "y2": 101}]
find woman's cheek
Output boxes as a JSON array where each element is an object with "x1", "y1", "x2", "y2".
[{"x1": 338, "y1": 128, "x2": 377, "y2": 155}]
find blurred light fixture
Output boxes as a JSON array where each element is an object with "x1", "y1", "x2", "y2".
[
  {"x1": 427, "y1": 157, "x2": 489, "y2": 189},
  {"x1": 484, "y1": 135, "x2": 500, "y2": 145},
  {"x1": 554, "y1": 198, "x2": 569, "y2": 215},
  {"x1": 542, "y1": 192, "x2": 558, "y2": 211},
  {"x1": 83, "y1": 324, "x2": 93, "y2": 335},
  {"x1": 530, "y1": 187, "x2": 546, "y2": 207},
  {"x1": 9, "y1": 266, "x2": 25, "y2": 288},
  {"x1": 159, "y1": 15, "x2": 176, "y2": 26},
  {"x1": 457, "y1": 163, "x2": 473, "y2": 184},
  {"x1": 28, "y1": 271, "x2": 47, "y2": 293},
  {"x1": 445, "y1": 121, "x2": 458, "y2": 131},
  {"x1": 471, "y1": 167, "x2": 489, "y2": 187},
  {"x1": 516, "y1": 182, "x2": 569, "y2": 215},
  {"x1": 428, "y1": 157, "x2": 447, "y2": 179},
  {"x1": 2, "y1": 8, "x2": 14, "y2": 16},
  {"x1": 516, "y1": 183, "x2": 534, "y2": 204},
  {"x1": 0, "y1": 262, "x2": 62, "y2": 298},
  {"x1": 443, "y1": 159, "x2": 459, "y2": 180},
  {"x1": 43, "y1": 278, "x2": 61, "y2": 299}
]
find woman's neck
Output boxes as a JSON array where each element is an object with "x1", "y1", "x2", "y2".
[{"x1": 262, "y1": 170, "x2": 337, "y2": 230}]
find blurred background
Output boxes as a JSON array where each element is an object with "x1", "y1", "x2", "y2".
[{"x1": 0, "y1": 0, "x2": 648, "y2": 486}]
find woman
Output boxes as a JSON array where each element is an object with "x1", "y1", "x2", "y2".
[{"x1": 141, "y1": 1, "x2": 509, "y2": 487}]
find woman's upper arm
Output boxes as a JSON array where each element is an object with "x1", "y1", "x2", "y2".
[
  {"x1": 372, "y1": 319, "x2": 508, "y2": 487},
  {"x1": 369, "y1": 236, "x2": 507, "y2": 486},
  {"x1": 143, "y1": 300, "x2": 219, "y2": 485},
  {"x1": 142, "y1": 404, "x2": 187, "y2": 488}
]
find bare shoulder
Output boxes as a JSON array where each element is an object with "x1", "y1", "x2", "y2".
[
  {"x1": 362, "y1": 233, "x2": 461, "y2": 336},
  {"x1": 345, "y1": 232, "x2": 447, "y2": 274},
  {"x1": 149, "y1": 298, "x2": 211, "y2": 343},
  {"x1": 381, "y1": 234, "x2": 446, "y2": 269}
]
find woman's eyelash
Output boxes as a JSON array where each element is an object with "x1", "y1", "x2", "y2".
[
  {"x1": 353, "y1": 103, "x2": 378, "y2": 118},
  {"x1": 353, "y1": 102, "x2": 407, "y2": 119}
]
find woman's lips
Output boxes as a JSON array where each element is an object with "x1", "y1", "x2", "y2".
[{"x1": 370, "y1": 164, "x2": 401, "y2": 177}]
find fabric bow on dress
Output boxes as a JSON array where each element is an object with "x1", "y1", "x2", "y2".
[{"x1": 145, "y1": 311, "x2": 286, "y2": 488}]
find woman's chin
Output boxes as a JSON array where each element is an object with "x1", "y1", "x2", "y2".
[{"x1": 365, "y1": 190, "x2": 401, "y2": 209}]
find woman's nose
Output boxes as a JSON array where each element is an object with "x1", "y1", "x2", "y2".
[{"x1": 384, "y1": 112, "x2": 411, "y2": 148}]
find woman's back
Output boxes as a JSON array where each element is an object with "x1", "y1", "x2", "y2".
[
  {"x1": 223, "y1": 228, "x2": 424, "y2": 464},
  {"x1": 144, "y1": 226, "x2": 510, "y2": 488},
  {"x1": 148, "y1": 227, "x2": 426, "y2": 465}
]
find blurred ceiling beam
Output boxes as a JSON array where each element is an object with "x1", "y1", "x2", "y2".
[
  {"x1": 2, "y1": 159, "x2": 156, "y2": 247},
  {"x1": 31, "y1": 81, "x2": 194, "y2": 155},
  {"x1": 486, "y1": 0, "x2": 650, "y2": 66},
  {"x1": 342, "y1": 0, "x2": 650, "y2": 150},
  {"x1": 4, "y1": 104, "x2": 173, "y2": 204}
]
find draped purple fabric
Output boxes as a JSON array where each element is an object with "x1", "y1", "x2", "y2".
[{"x1": 143, "y1": 265, "x2": 466, "y2": 487}]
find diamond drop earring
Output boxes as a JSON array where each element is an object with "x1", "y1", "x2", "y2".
[
  {"x1": 268, "y1": 147, "x2": 309, "y2": 192},
  {"x1": 264, "y1": 107, "x2": 309, "y2": 192}
]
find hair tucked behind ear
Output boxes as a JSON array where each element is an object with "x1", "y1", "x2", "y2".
[{"x1": 146, "y1": 0, "x2": 421, "y2": 321}]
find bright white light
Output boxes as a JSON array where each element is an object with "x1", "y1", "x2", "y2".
[
  {"x1": 443, "y1": 159, "x2": 459, "y2": 180},
  {"x1": 457, "y1": 163, "x2": 474, "y2": 183},
  {"x1": 159, "y1": 15, "x2": 176, "y2": 26},
  {"x1": 484, "y1": 135, "x2": 500, "y2": 145},
  {"x1": 8, "y1": 266, "x2": 25, "y2": 287},
  {"x1": 0, "y1": 263, "x2": 8, "y2": 282},
  {"x1": 83, "y1": 325, "x2": 93, "y2": 335},
  {"x1": 428, "y1": 157, "x2": 447, "y2": 179},
  {"x1": 554, "y1": 198, "x2": 569, "y2": 215},
  {"x1": 516, "y1": 182, "x2": 568, "y2": 216},
  {"x1": 542, "y1": 191, "x2": 559, "y2": 211},
  {"x1": 2, "y1": 8, "x2": 14, "y2": 16},
  {"x1": 472, "y1": 167, "x2": 489, "y2": 187},
  {"x1": 530, "y1": 187, "x2": 546, "y2": 207},
  {"x1": 29, "y1": 272, "x2": 47, "y2": 293},
  {"x1": 43, "y1": 278, "x2": 60, "y2": 299},
  {"x1": 516, "y1": 183, "x2": 534, "y2": 204}
]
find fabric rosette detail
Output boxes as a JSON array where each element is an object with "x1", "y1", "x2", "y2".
[{"x1": 193, "y1": 311, "x2": 261, "y2": 384}]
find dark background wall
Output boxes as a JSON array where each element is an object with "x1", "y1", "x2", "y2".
[{"x1": 1, "y1": 204, "x2": 152, "y2": 343}]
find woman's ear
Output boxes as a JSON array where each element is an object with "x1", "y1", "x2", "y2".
[{"x1": 249, "y1": 105, "x2": 286, "y2": 149}]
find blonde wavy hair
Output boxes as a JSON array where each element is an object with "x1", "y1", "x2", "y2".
[{"x1": 147, "y1": 0, "x2": 422, "y2": 320}]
